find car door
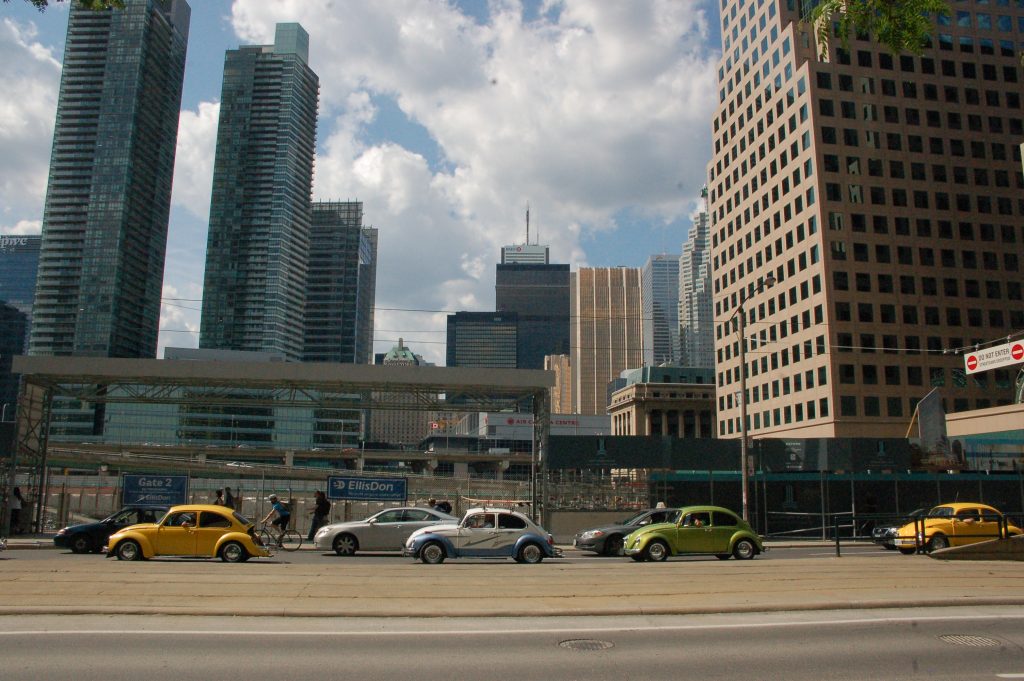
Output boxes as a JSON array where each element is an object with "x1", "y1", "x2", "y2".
[
  {"x1": 952, "y1": 507, "x2": 996, "y2": 546},
  {"x1": 494, "y1": 512, "x2": 529, "y2": 556},
  {"x1": 195, "y1": 510, "x2": 233, "y2": 556},
  {"x1": 454, "y1": 512, "x2": 500, "y2": 556},
  {"x1": 153, "y1": 510, "x2": 197, "y2": 556},
  {"x1": 708, "y1": 511, "x2": 743, "y2": 553},
  {"x1": 363, "y1": 509, "x2": 406, "y2": 550},
  {"x1": 672, "y1": 511, "x2": 714, "y2": 554}
]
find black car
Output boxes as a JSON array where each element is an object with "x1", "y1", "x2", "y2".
[
  {"x1": 871, "y1": 508, "x2": 926, "y2": 550},
  {"x1": 573, "y1": 507, "x2": 683, "y2": 556},
  {"x1": 54, "y1": 506, "x2": 168, "y2": 554}
]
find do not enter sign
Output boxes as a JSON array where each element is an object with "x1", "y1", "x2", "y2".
[{"x1": 965, "y1": 340, "x2": 1024, "y2": 375}]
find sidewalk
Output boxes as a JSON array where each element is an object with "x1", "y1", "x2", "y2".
[{"x1": 3, "y1": 537, "x2": 1024, "y2": 618}]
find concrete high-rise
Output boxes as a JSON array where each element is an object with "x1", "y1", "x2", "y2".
[
  {"x1": 200, "y1": 23, "x2": 319, "y2": 362},
  {"x1": 29, "y1": 0, "x2": 190, "y2": 358},
  {"x1": 679, "y1": 209, "x2": 714, "y2": 369},
  {"x1": 708, "y1": 0, "x2": 1024, "y2": 439},
  {"x1": 641, "y1": 254, "x2": 681, "y2": 366},
  {"x1": 570, "y1": 267, "x2": 643, "y2": 415},
  {"x1": 304, "y1": 202, "x2": 377, "y2": 364},
  {"x1": 495, "y1": 245, "x2": 570, "y2": 369}
]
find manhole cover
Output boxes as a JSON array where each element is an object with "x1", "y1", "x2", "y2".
[
  {"x1": 939, "y1": 635, "x2": 1000, "y2": 647},
  {"x1": 559, "y1": 639, "x2": 615, "y2": 651}
]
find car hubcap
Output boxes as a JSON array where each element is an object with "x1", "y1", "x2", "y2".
[
  {"x1": 650, "y1": 543, "x2": 666, "y2": 560},
  {"x1": 224, "y1": 544, "x2": 242, "y2": 561},
  {"x1": 424, "y1": 544, "x2": 442, "y2": 562},
  {"x1": 523, "y1": 545, "x2": 541, "y2": 562},
  {"x1": 335, "y1": 537, "x2": 355, "y2": 555},
  {"x1": 736, "y1": 541, "x2": 754, "y2": 558},
  {"x1": 120, "y1": 543, "x2": 137, "y2": 560}
]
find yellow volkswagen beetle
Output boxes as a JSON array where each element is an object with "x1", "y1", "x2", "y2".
[
  {"x1": 106, "y1": 504, "x2": 270, "y2": 562},
  {"x1": 893, "y1": 502, "x2": 1022, "y2": 554}
]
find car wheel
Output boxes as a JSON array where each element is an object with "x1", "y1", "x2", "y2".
[
  {"x1": 69, "y1": 534, "x2": 93, "y2": 554},
  {"x1": 630, "y1": 554, "x2": 645, "y2": 562},
  {"x1": 715, "y1": 554, "x2": 731, "y2": 560},
  {"x1": 643, "y1": 540, "x2": 669, "y2": 562},
  {"x1": 733, "y1": 538, "x2": 757, "y2": 560},
  {"x1": 220, "y1": 541, "x2": 247, "y2": 563},
  {"x1": 115, "y1": 540, "x2": 142, "y2": 561},
  {"x1": 603, "y1": 535, "x2": 624, "y2": 556},
  {"x1": 518, "y1": 542, "x2": 544, "y2": 564},
  {"x1": 420, "y1": 541, "x2": 446, "y2": 564},
  {"x1": 927, "y1": 534, "x2": 949, "y2": 552},
  {"x1": 898, "y1": 547, "x2": 916, "y2": 555},
  {"x1": 333, "y1": 534, "x2": 358, "y2": 556}
]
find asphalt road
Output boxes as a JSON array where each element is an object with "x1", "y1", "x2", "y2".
[{"x1": 2, "y1": 608, "x2": 1023, "y2": 681}]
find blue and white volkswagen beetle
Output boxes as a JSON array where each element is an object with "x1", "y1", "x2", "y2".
[{"x1": 403, "y1": 507, "x2": 562, "y2": 564}]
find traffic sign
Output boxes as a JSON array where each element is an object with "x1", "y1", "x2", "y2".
[{"x1": 964, "y1": 340, "x2": 1024, "y2": 375}]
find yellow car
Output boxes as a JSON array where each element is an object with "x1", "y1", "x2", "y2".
[
  {"x1": 106, "y1": 504, "x2": 270, "y2": 562},
  {"x1": 893, "y1": 502, "x2": 1022, "y2": 554}
]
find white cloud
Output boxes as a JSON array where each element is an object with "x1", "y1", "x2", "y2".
[
  {"x1": 230, "y1": 0, "x2": 717, "y2": 364},
  {"x1": 0, "y1": 17, "x2": 61, "y2": 228},
  {"x1": 171, "y1": 100, "x2": 220, "y2": 220}
]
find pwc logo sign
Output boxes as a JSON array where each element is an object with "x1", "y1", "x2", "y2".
[{"x1": 964, "y1": 341, "x2": 1024, "y2": 375}]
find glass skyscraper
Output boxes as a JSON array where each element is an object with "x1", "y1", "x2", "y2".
[
  {"x1": 446, "y1": 312, "x2": 519, "y2": 368},
  {"x1": 29, "y1": 0, "x2": 190, "y2": 359},
  {"x1": 200, "y1": 23, "x2": 319, "y2": 362},
  {"x1": 641, "y1": 254, "x2": 681, "y2": 366},
  {"x1": 679, "y1": 210, "x2": 713, "y2": 369},
  {"x1": 304, "y1": 202, "x2": 378, "y2": 364},
  {"x1": 495, "y1": 260, "x2": 570, "y2": 370}
]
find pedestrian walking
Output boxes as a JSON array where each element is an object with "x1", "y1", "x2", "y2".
[
  {"x1": 10, "y1": 487, "x2": 23, "y2": 534},
  {"x1": 223, "y1": 486, "x2": 236, "y2": 510},
  {"x1": 308, "y1": 490, "x2": 331, "y2": 541},
  {"x1": 212, "y1": 489, "x2": 226, "y2": 506}
]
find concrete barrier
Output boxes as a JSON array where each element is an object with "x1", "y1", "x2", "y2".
[{"x1": 929, "y1": 534, "x2": 1024, "y2": 562}]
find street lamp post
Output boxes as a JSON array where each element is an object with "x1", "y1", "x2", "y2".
[{"x1": 731, "y1": 275, "x2": 775, "y2": 522}]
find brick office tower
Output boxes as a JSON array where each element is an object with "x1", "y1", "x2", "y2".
[
  {"x1": 200, "y1": 24, "x2": 319, "y2": 361},
  {"x1": 30, "y1": 0, "x2": 190, "y2": 358},
  {"x1": 708, "y1": 0, "x2": 1024, "y2": 439}
]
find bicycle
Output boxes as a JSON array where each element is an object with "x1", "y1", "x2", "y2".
[{"x1": 258, "y1": 523, "x2": 302, "y2": 552}]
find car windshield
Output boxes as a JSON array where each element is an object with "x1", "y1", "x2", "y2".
[
  {"x1": 622, "y1": 511, "x2": 653, "y2": 525},
  {"x1": 929, "y1": 506, "x2": 955, "y2": 517}
]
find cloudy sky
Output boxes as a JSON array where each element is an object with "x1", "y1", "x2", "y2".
[{"x1": 0, "y1": 0, "x2": 721, "y2": 365}]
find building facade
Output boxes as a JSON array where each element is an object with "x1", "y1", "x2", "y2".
[
  {"x1": 495, "y1": 260, "x2": 570, "y2": 369},
  {"x1": 570, "y1": 267, "x2": 644, "y2": 415},
  {"x1": 0, "y1": 235, "x2": 41, "y2": 424},
  {"x1": 369, "y1": 339, "x2": 433, "y2": 446},
  {"x1": 609, "y1": 366, "x2": 716, "y2": 437},
  {"x1": 445, "y1": 312, "x2": 518, "y2": 368},
  {"x1": 200, "y1": 23, "x2": 319, "y2": 362},
  {"x1": 641, "y1": 254, "x2": 681, "y2": 366},
  {"x1": 708, "y1": 0, "x2": 1024, "y2": 439},
  {"x1": 304, "y1": 201, "x2": 377, "y2": 364},
  {"x1": 29, "y1": 0, "x2": 190, "y2": 359},
  {"x1": 679, "y1": 209, "x2": 714, "y2": 369},
  {"x1": 545, "y1": 353, "x2": 572, "y2": 414}
]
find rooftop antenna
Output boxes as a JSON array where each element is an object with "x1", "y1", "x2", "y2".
[{"x1": 525, "y1": 202, "x2": 530, "y2": 245}]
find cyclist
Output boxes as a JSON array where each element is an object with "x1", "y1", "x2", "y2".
[{"x1": 261, "y1": 494, "x2": 291, "y2": 546}]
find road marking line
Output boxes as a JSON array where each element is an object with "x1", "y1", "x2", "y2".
[{"x1": 3, "y1": 613, "x2": 1024, "y2": 638}]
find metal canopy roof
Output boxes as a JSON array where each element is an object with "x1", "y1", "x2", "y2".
[{"x1": 11, "y1": 356, "x2": 555, "y2": 412}]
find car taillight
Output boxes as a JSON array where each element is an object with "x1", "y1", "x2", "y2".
[{"x1": 547, "y1": 534, "x2": 555, "y2": 545}]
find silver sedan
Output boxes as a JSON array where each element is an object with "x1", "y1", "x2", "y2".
[{"x1": 314, "y1": 507, "x2": 458, "y2": 556}]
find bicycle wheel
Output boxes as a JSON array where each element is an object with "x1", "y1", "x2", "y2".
[
  {"x1": 279, "y1": 529, "x2": 302, "y2": 552},
  {"x1": 258, "y1": 529, "x2": 276, "y2": 555}
]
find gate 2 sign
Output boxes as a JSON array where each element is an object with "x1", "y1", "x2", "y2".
[
  {"x1": 964, "y1": 340, "x2": 1024, "y2": 375},
  {"x1": 328, "y1": 476, "x2": 408, "y2": 502},
  {"x1": 122, "y1": 474, "x2": 188, "y2": 506}
]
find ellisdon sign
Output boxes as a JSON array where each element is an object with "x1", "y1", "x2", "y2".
[
  {"x1": 327, "y1": 475, "x2": 407, "y2": 502},
  {"x1": 964, "y1": 340, "x2": 1024, "y2": 375}
]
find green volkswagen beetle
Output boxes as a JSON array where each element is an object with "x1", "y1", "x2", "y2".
[{"x1": 623, "y1": 505, "x2": 763, "y2": 561}]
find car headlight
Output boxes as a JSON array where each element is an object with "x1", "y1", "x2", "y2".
[
  {"x1": 56, "y1": 528, "x2": 68, "y2": 536},
  {"x1": 579, "y1": 530, "x2": 603, "y2": 540},
  {"x1": 314, "y1": 527, "x2": 329, "y2": 540}
]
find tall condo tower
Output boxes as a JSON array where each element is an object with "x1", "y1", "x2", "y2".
[
  {"x1": 641, "y1": 254, "x2": 681, "y2": 366},
  {"x1": 708, "y1": 0, "x2": 1024, "y2": 439},
  {"x1": 570, "y1": 267, "x2": 644, "y2": 415},
  {"x1": 200, "y1": 23, "x2": 319, "y2": 361},
  {"x1": 29, "y1": 0, "x2": 190, "y2": 358},
  {"x1": 679, "y1": 209, "x2": 713, "y2": 369},
  {"x1": 304, "y1": 202, "x2": 378, "y2": 364}
]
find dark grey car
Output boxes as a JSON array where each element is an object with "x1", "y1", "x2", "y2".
[{"x1": 573, "y1": 508, "x2": 683, "y2": 556}]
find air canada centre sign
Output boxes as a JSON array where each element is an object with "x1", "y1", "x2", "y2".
[
  {"x1": 327, "y1": 475, "x2": 407, "y2": 502},
  {"x1": 964, "y1": 340, "x2": 1024, "y2": 375}
]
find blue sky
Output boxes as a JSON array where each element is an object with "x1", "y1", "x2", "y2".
[{"x1": 0, "y1": 0, "x2": 721, "y2": 365}]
